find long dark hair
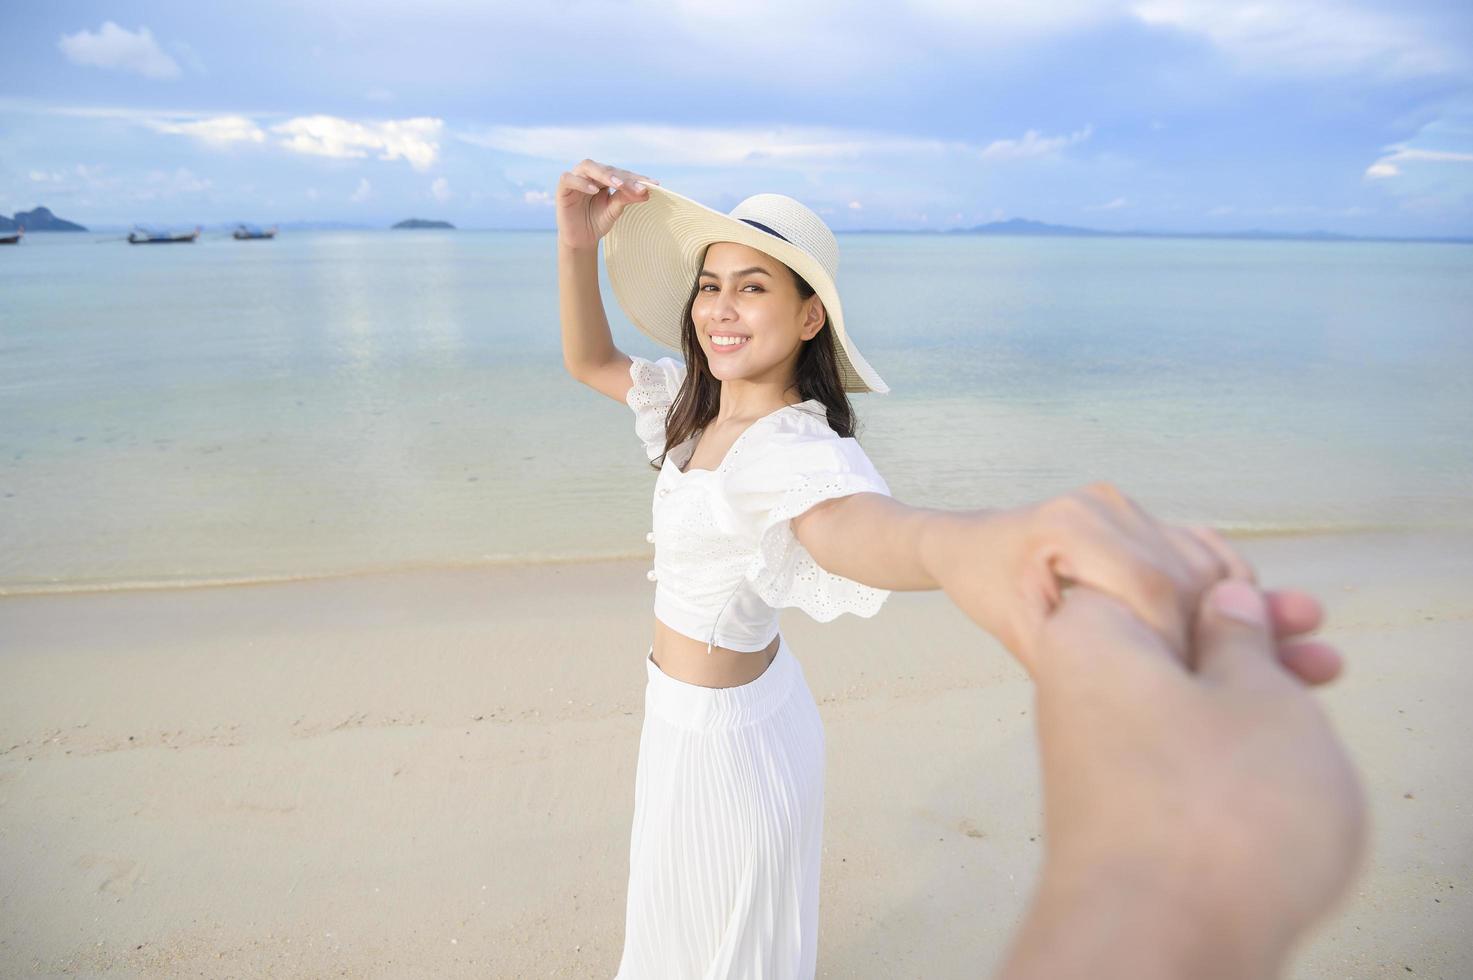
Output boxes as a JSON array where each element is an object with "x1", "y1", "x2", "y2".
[{"x1": 648, "y1": 253, "x2": 859, "y2": 471}]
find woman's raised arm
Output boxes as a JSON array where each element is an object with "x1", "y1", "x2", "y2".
[{"x1": 556, "y1": 159, "x2": 659, "y2": 404}]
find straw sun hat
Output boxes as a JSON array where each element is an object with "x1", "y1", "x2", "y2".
[{"x1": 604, "y1": 184, "x2": 889, "y2": 394}]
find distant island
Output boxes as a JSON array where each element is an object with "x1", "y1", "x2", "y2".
[
  {"x1": 392, "y1": 218, "x2": 455, "y2": 230},
  {"x1": 946, "y1": 217, "x2": 1472, "y2": 245},
  {"x1": 8, "y1": 205, "x2": 1459, "y2": 243},
  {"x1": 0, "y1": 206, "x2": 87, "y2": 232}
]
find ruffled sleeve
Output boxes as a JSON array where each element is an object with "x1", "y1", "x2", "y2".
[
  {"x1": 625, "y1": 354, "x2": 687, "y2": 462},
  {"x1": 723, "y1": 422, "x2": 893, "y2": 622}
]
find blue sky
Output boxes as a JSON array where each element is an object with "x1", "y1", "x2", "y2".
[{"x1": 2, "y1": 1, "x2": 1470, "y2": 235}]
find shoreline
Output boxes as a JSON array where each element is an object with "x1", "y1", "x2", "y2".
[
  {"x1": 2, "y1": 527, "x2": 1470, "y2": 977},
  {"x1": 4, "y1": 520, "x2": 1466, "y2": 600}
]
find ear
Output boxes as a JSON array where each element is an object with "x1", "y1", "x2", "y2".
[{"x1": 800, "y1": 296, "x2": 827, "y2": 341}]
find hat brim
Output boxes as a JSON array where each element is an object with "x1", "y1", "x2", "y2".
[{"x1": 605, "y1": 184, "x2": 888, "y2": 395}]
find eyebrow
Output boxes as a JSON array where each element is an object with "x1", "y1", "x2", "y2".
[{"x1": 698, "y1": 266, "x2": 772, "y2": 279}]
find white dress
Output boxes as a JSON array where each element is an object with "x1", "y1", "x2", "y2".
[{"x1": 615, "y1": 355, "x2": 892, "y2": 979}]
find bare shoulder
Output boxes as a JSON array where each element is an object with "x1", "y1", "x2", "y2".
[{"x1": 572, "y1": 352, "x2": 636, "y2": 405}]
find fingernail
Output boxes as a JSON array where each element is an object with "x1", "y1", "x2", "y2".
[
  {"x1": 632, "y1": 181, "x2": 645, "y2": 192},
  {"x1": 1213, "y1": 580, "x2": 1265, "y2": 626},
  {"x1": 609, "y1": 175, "x2": 624, "y2": 186}
]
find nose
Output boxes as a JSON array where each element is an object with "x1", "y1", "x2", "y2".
[{"x1": 702, "y1": 287, "x2": 738, "y2": 322}]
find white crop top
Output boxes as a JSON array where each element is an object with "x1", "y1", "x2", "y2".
[{"x1": 626, "y1": 353, "x2": 893, "y2": 654}]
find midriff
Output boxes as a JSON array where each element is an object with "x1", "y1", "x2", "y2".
[{"x1": 651, "y1": 617, "x2": 780, "y2": 688}]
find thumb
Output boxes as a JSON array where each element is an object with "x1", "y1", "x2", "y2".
[{"x1": 1195, "y1": 579, "x2": 1282, "y2": 686}]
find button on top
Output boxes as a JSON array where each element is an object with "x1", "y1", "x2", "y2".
[
  {"x1": 646, "y1": 569, "x2": 658, "y2": 582},
  {"x1": 645, "y1": 531, "x2": 656, "y2": 543}
]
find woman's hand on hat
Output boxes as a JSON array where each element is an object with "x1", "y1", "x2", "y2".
[
  {"x1": 930, "y1": 483, "x2": 1341, "y2": 686},
  {"x1": 556, "y1": 159, "x2": 661, "y2": 251}
]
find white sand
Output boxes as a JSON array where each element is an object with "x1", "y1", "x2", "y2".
[{"x1": 1, "y1": 529, "x2": 1469, "y2": 978}]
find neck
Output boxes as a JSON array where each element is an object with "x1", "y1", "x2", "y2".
[{"x1": 714, "y1": 373, "x2": 804, "y2": 423}]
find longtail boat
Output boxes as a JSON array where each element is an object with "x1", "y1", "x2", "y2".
[
  {"x1": 0, "y1": 226, "x2": 22, "y2": 245},
  {"x1": 232, "y1": 224, "x2": 278, "y2": 240},
  {"x1": 128, "y1": 225, "x2": 201, "y2": 244}
]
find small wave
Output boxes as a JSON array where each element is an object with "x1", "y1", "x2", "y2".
[
  {"x1": 0, "y1": 549, "x2": 655, "y2": 598},
  {"x1": 3, "y1": 519, "x2": 1467, "y2": 598}
]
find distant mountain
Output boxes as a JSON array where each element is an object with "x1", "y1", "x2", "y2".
[
  {"x1": 958, "y1": 218, "x2": 1112, "y2": 237},
  {"x1": 950, "y1": 218, "x2": 1472, "y2": 245},
  {"x1": 0, "y1": 206, "x2": 87, "y2": 232},
  {"x1": 392, "y1": 218, "x2": 455, "y2": 230}
]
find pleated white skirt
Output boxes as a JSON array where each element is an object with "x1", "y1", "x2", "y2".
[{"x1": 614, "y1": 634, "x2": 826, "y2": 980}]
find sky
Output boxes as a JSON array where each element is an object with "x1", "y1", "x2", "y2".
[{"x1": 2, "y1": 1, "x2": 1471, "y2": 235}]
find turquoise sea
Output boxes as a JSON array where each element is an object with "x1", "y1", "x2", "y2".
[{"x1": 1, "y1": 230, "x2": 1470, "y2": 594}]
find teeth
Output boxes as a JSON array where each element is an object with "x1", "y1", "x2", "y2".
[{"x1": 712, "y1": 335, "x2": 749, "y2": 346}]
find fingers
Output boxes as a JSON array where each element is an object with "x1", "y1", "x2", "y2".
[
  {"x1": 1033, "y1": 585, "x2": 1183, "y2": 686},
  {"x1": 1037, "y1": 579, "x2": 1344, "y2": 697},
  {"x1": 571, "y1": 159, "x2": 659, "y2": 197},
  {"x1": 1183, "y1": 524, "x2": 1258, "y2": 585},
  {"x1": 1194, "y1": 579, "x2": 1294, "y2": 689},
  {"x1": 1277, "y1": 639, "x2": 1344, "y2": 686},
  {"x1": 559, "y1": 170, "x2": 603, "y2": 197},
  {"x1": 1265, "y1": 588, "x2": 1323, "y2": 638},
  {"x1": 1265, "y1": 588, "x2": 1339, "y2": 686}
]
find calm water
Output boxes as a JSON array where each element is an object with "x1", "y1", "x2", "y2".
[{"x1": 2, "y1": 230, "x2": 1470, "y2": 594}]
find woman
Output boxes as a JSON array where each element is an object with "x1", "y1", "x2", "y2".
[{"x1": 556, "y1": 158, "x2": 1327, "y2": 978}]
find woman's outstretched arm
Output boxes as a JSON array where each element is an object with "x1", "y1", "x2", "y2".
[
  {"x1": 791, "y1": 492, "x2": 1043, "y2": 659},
  {"x1": 791, "y1": 486, "x2": 1330, "y2": 677}
]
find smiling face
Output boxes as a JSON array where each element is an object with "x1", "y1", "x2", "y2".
[{"x1": 691, "y1": 241, "x2": 826, "y2": 391}]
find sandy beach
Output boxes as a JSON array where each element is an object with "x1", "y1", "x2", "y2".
[{"x1": 1, "y1": 527, "x2": 1469, "y2": 978}]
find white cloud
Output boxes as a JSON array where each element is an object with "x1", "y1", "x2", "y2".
[
  {"x1": 431, "y1": 177, "x2": 451, "y2": 202},
  {"x1": 152, "y1": 168, "x2": 211, "y2": 194},
  {"x1": 1086, "y1": 196, "x2": 1129, "y2": 210},
  {"x1": 908, "y1": 0, "x2": 1120, "y2": 38},
  {"x1": 523, "y1": 189, "x2": 552, "y2": 206},
  {"x1": 671, "y1": 0, "x2": 1470, "y2": 87},
  {"x1": 464, "y1": 123, "x2": 956, "y2": 167},
  {"x1": 58, "y1": 22, "x2": 181, "y2": 80},
  {"x1": 147, "y1": 115, "x2": 266, "y2": 146},
  {"x1": 978, "y1": 126, "x2": 1094, "y2": 161},
  {"x1": 1129, "y1": 0, "x2": 1463, "y2": 77},
  {"x1": 22, "y1": 163, "x2": 119, "y2": 196},
  {"x1": 847, "y1": 200, "x2": 863, "y2": 210},
  {"x1": 351, "y1": 178, "x2": 372, "y2": 203},
  {"x1": 459, "y1": 122, "x2": 1091, "y2": 170},
  {"x1": 271, "y1": 115, "x2": 443, "y2": 170},
  {"x1": 1365, "y1": 144, "x2": 1473, "y2": 180}
]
